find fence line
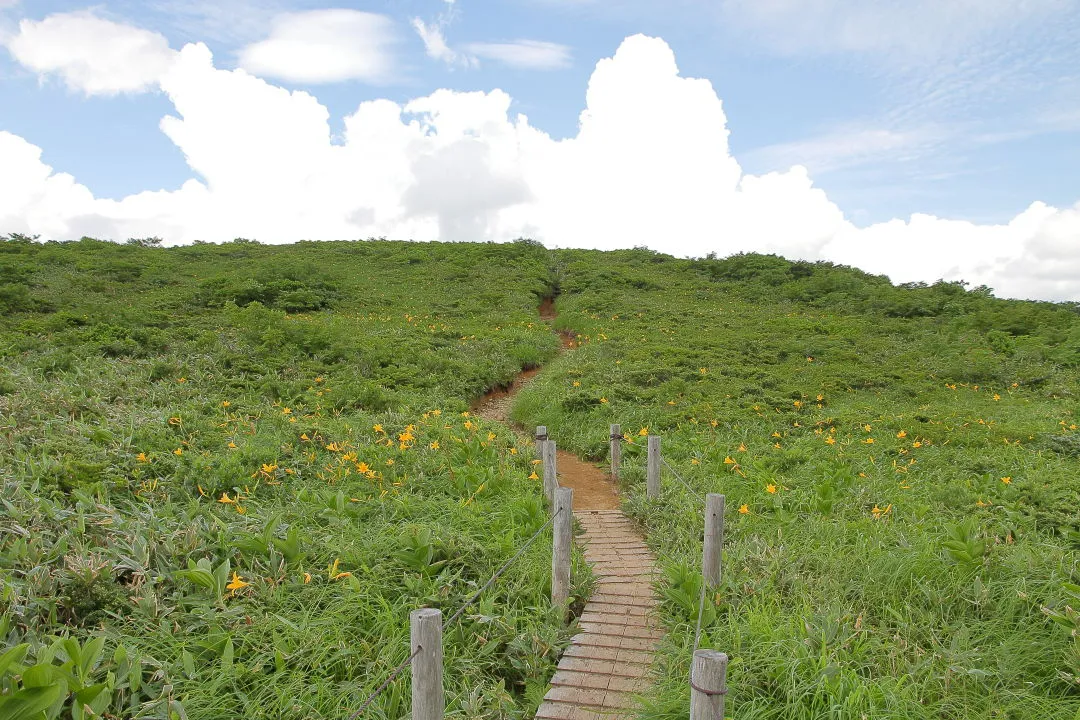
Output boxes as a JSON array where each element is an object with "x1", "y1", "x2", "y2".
[
  {"x1": 444, "y1": 506, "x2": 564, "y2": 628},
  {"x1": 615, "y1": 430, "x2": 731, "y2": 717},
  {"x1": 354, "y1": 423, "x2": 733, "y2": 719},
  {"x1": 349, "y1": 450, "x2": 568, "y2": 718}
]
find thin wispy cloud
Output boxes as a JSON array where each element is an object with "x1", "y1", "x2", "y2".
[
  {"x1": 734, "y1": 0, "x2": 1080, "y2": 196},
  {"x1": 412, "y1": 16, "x2": 475, "y2": 67},
  {"x1": 717, "y1": 0, "x2": 1071, "y2": 63},
  {"x1": 149, "y1": 0, "x2": 284, "y2": 45},
  {"x1": 412, "y1": 0, "x2": 570, "y2": 70},
  {"x1": 466, "y1": 40, "x2": 571, "y2": 70}
]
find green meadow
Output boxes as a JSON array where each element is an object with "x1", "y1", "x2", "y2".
[
  {"x1": 0, "y1": 236, "x2": 580, "y2": 719},
  {"x1": 2, "y1": 236, "x2": 1079, "y2": 718},
  {"x1": 515, "y1": 249, "x2": 1080, "y2": 719}
]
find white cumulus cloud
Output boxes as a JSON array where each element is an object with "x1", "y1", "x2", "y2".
[
  {"x1": 238, "y1": 10, "x2": 399, "y2": 84},
  {"x1": 4, "y1": 10, "x2": 177, "y2": 95},
  {"x1": 2, "y1": 31, "x2": 1080, "y2": 301}
]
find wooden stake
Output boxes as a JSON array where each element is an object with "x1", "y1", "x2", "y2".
[
  {"x1": 610, "y1": 424, "x2": 621, "y2": 480},
  {"x1": 647, "y1": 435, "x2": 660, "y2": 498},
  {"x1": 543, "y1": 440, "x2": 557, "y2": 505},
  {"x1": 689, "y1": 649, "x2": 728, "y2": 720},
  {"x1": 410, "y1": 608, "x2": 444, "y2": 720},
  {"x1": 552, "y1": 487, "x2": 574, "y2": 612},
  {"x1": 703, "y1": 493, "x2": 725, "y2": 587}
]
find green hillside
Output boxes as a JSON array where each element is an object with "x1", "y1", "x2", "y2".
[
  {"x1": 515, "y1": 249, "x2": 1080, "y2": 719},
  {"x1": 2, "y1": 235, "x2": 1079, "y2": 719}
]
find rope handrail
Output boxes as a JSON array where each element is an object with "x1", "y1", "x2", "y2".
[
  {"x1": 445, "y1": 506, "x2": 563, "y2": 627},
  {"x1": 654, "y1": 457, "x2": 709, "y2": 649},
  {"x1": 349, "y1": 506, "x2": 565, "y2": 717},
  {"x1": 660, "y1": 456, "x2": 706, "y2": 503},
  {"x1": 348, "y1": 646, "x2": 422, "y2": 719}
]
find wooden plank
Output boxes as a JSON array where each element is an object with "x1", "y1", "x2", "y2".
[{"x1": 540, "y1": 509, "x2": 662, "y2": 720}]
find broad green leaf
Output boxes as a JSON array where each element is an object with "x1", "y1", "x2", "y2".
[
  {"x1": 181, "y1": 650, "x2": 196, "y2": 679},
  {"x1": 22, "y1": 663, "x2": 57, "y2": 688},
  {"x1": 173, "y1": 568, "x2": 215, "y2": 592},
  {"x1": 0, "y1": 684, "x2": 65, "y2": 720},
  {"x1": 79, "y1": 637, "x2": 106, "y2": 680},
  {"x1": 0, "y1": 644, "x2": 29, "y2": 678},
  {"x1": 220, "y1": 638, "x2": 234, "y2": 671}
]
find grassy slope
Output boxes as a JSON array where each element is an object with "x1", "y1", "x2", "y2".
[
  {"x1": 513, "y1": 249, "x2": 1080, "y2": 719},
  {"x1": 5, "y1": 238, "x2": 1080, "y2": 719},
  {"x1": 0, "y1": 237, "x2": 586, "y2": 719}
]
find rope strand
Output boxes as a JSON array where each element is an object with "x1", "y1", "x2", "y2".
[
  {"x1": 445, "y1": 507, "x2": 563, "y2": 627},
  {"x1": 656, "y1": 458, "x2": 709, "y2": 649},
  {"x1": 660, "y1": 456, "x2": 706, "y2": 503},
  {"x1": 348, "y1": 646, "x2": 422, "y2": 720}
]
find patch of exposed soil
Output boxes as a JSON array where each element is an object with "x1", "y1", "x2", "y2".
[
  {"x1": 471, "y1": 367, "x2": 542, "y2": 423},
  {"x1": 539, "y1": 296, "x2": 557, "y2": 321},
  {"x1": 553, "y1": 449, "x2": 620, "y2": 510},
  {"x1": 539, "y1": 296, "x2": 578, "y2": 350},
  {"x1": 472, "y1": 296, "x2": 620, "y2": 510}
]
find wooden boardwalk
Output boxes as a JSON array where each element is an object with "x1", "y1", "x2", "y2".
[{"x1": 535, "y1": 510, "x2": 662, "y2": 720}]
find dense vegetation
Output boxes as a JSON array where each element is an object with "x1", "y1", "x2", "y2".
[
  {"x1": 0, "y1": 235, "x2": 582, "y2": 719},
  {"x1": 514, "y1": 249, "x2": 1080, "y2": 719},
  {"x1": 3, "y1": 235, "x2": 1079, "y2": 719}
]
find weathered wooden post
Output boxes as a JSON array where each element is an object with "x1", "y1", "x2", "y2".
[
  {"x1": 543, "y1": 440, "x2": 558, "y2": 505},
  {"x1": 536, "y1": 426, "x2": 548, "y2": 443},
  {"x1": 609, "y1": 424, "x2": 621, "y2": 480},
  {"x1": 647, "y1": 435, "x2": 661, "y2": 498},
  {"x1": 552, "y1": 487, "x2": 574, "y2": 613},
  {"x1": 410, "y1": 608, "x2": 444, "y2": 720},
  {"x1": 703, "y1": 493, "x2": 725, "y2": 587},
  {"x1": 689, "y1": 649, "x2": 728, "y2": 720}
]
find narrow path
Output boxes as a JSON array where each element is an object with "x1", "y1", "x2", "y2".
[
  {"x1": 535, "y1": 511, "x2": 661, "y2": 720},
  {"x1": 472, "y1": 297, "x2": 663, "y2": 720}
]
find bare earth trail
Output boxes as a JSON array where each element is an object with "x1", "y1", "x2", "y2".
[{"x1": 473, "y1": 298, "x2": 662, "y2": 719}]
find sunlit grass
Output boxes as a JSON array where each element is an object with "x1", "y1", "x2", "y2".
[
  {"x1": 514, "y1": 249, "x2": 1080, "y2": 719},
  {"x1": 0, "y1": 237, "x2": 579, "y2": 719}
]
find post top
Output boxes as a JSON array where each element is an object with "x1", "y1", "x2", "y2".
[
  {"x1": 692, "y1": 649, "x2": 729, "y2": 663},
  {"x1": 412, "y1": 607, "x2": 443, "y2": 620}
]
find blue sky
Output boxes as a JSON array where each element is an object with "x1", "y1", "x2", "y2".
[
  {"x1": 3, "y1": 0, "x2": 1076, "y2": 221},
  {"x1": 2, "y1": 0, "x2": 1079, "y2": 300}
]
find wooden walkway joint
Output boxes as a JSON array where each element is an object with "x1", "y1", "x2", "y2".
[{"x1": 536, "y1": 510, "x2": 661, "y2": 720}]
